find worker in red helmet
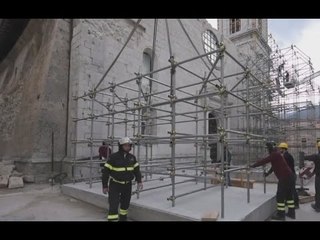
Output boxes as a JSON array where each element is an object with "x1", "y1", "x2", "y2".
[
  {"x1": 102, "y1": 137, "x2": 143, "y2": 221},
  {"x1": 250, "y1": 141, "x2": 295, "y2": 220}
]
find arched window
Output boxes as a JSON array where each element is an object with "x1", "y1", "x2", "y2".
[
  {"x1": 142, "y1": 51, "x2": 152, "y2": 97},
  {"x1": 202, "y1": 30, "x2": 218, "y2": 64},
  {"x1": 141, "y1": 50, "x2": 157, "y2": 136}
]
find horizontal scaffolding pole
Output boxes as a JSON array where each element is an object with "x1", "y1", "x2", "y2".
[{"x1": 169, "y1": 184, "x2": 218, "y2": 201}]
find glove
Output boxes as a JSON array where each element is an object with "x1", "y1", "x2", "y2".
[
  {"x1": 103, "y1": 187, "x2": 109, "y2": 194},
  {"x1": 137, "y1": 182, "x2": 143, "y2": 191}
]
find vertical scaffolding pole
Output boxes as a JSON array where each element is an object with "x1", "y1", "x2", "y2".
[
  {"x1": 125, "y1": 94, "x2": 128, "y2": 136},
  {"x1": 107, "y1": 101, "x2": 111, "y2": 149},
  {"x1": 132, "y1": 109, "x2": 136, "y2": 156},
  {"x1": 72, "y1": 110, "x2": 78, "y2": 184},
  {"x1": 195, "y1": 96, "x2": 199, "y2": 184},
  {"x1": 203, "y1": 88, "x2": 208, "y2": 190},
  {"x1": 169, "y1": 56, "x2": 177, "y2": 207},
  {"x1": 145, "y1": 143, "x2": 148, "y2": 181},
  {"x1": 111, "y1": 83, "x2": 116, "y2": 153},
  {"x1": 150, "y1": 144, "x2": 153, "y2": 179},
  {"x1": 136, "y1": 74, "x2": 142, "y2": 199},
  {"x1": 89, "y1": 90, "x2": 95, "y2": 189},
  {"x1": 220, "y1": 44, "x2": 225, "y2": 218},
  {"x1": 262, "y1": 90, "x2": 267, "y2": 194},
  {"x1": 245, "y1": 70, "x2": 251, "y2": 203}
]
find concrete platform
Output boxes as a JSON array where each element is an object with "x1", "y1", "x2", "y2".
[{"x1": 62, "y1": 175, "x2": 277, "y2": 221}]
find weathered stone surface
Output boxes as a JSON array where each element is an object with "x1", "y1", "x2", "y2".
[
  {"x1": 23, "y1": 175, "x2": 35, "y2": 183},
  {"x1": 8, "y1": 176, "x2": 24, "y2": 189},
  {"x1": 11, "y1": 170, "x2": 23, "y2": 177},
  {"x1": 0, "y1": 175, "x2": 9, "y2": 188},
  {"x1": 0, "y1": 164, "x2": 15, "y2": 175}
]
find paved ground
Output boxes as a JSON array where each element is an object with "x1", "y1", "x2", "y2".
[
  {"x1": 0, "y1": 184, "x2": 107, "y2": 221},
  {"x1": 0, "y1": 179, "x2": 319, "y2": 221},
  {"x1": 267, "y1": 177, "x2": 320, "y2": 221}
]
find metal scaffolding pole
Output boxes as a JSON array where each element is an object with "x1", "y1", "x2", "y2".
[
  {"x1": 246, "y1": 72, "x2": 251, "y2": 204},
  {"x1": 111, "y1": 83, "x2": 116, "y2": 153},
  {"x1": 219, "y1": 43, "x2": 226, "y2": 219},
  {"x1": 169, "y1": 55, "x2": 177, "y2": 207},
  {"x1": 203, "y1": 82, "x2": 208, "y2": 190},
  {"x1": 89, "y1": 90, "x2": 95, "y2": 189},
  {"x1": 195, "y1": 96, "x2": 199, "y2": 184},
  {"x1": 125, "y1": 95, "x2": 128, "y2": 136},
  {"x1": 136, "y1": 74, "x2": 142, "y2": 199}
]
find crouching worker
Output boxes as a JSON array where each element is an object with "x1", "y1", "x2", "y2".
[
  {"x1": 250, "y1": 142, "x2": 295, "y2": 220},
  {"x1": 102, "y1": 137, "x2": 143, "y2": 221}
]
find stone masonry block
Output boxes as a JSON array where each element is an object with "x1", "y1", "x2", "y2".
[
  {"x1": 8, "y1": 176, "x2": 24, "y2": 189},
  {"x1": 0, "y1": 175, "x2": 9, "y2": 188}
]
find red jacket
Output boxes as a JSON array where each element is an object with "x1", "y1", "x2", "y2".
[
  {"x1": 99, "y1": 145, "x2": 111, "y2": 160},
  {"x1": 251, "y1": 151, "x2": 293, "y2": 181}
]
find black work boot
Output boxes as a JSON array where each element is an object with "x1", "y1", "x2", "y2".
[
  {"x1": 286, "y1": 209, "x2": 296, "y2": 219},
  {"x1": 271, "y1": 211, "x2": 285, "y2": 220},
  {"x1": 311, "y1": 203, "x2": 320, "y2": 212},
  {"x1": 119, "y1": 215, "x2": 128, "y2": 221}
]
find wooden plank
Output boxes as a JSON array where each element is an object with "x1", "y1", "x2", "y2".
[
  {"x1": 201, "y1": 211, "x2": 219, "y2": 221},
  {"x1": 231, "y1": 178, "x2": 255, "y2": 189},
  {"x1": 210, "y1": 177, "x2": 254, "y2": 189},
  {"x1": 299, "y1": 192, "x2": 315, "y2": 204}
]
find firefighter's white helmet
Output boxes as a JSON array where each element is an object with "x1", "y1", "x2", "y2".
[{"x1": 119, "y1": 137, "x2": 133, "y2": 145}]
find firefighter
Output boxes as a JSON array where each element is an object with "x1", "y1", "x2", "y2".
[
  {"x1": 102, "y1": 137, "x2": 143, "y2": 221},
  {"x1": 302, "y1": 142, "x2": 320, "y2": 212},
  {"x1": 250, "y1": 142, "x2": 295, "y2": 220},
  {"x1": 265, "y1": 142, "x2": 299, "y2": 209}
]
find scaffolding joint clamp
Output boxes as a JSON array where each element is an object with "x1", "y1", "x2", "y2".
[
  {"x1": 219, "y1": 86, "x2": 227, "y2": 96},
  {"x1": 167, "y1": 196, "x2": 176, "y2": 201},
  {"x1": 88, "y1": 90, "x2": 96, "y2": 99},
  {"x1": 168, "y1": 94, "x2": 177, "y2": 100},
  {"x1": 168, "y1": 130, "x2": 176, "y2": 136},
  {"x1": 219, "y1": 42, "x2": 226, "y2": 52}
]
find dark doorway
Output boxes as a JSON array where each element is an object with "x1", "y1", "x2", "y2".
[{"x1": 208, "y1": 112, "x2": 218, "y2": 162}]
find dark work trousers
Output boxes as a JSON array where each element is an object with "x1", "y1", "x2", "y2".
[
  {"x1": 292, "y1": 175, "x2": 299, "y2": 207},
  {"x1": 315, "y1": 175, "x2": 320, "y2": 208},
  {"x1": 107, "y1": 179, "x2": 132, "y2": 221},
  {"x1": 276, "y1": 174, "x2": 295, "y2": 217}
]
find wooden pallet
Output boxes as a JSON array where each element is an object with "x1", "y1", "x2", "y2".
[{"x1": 201, "y1": 211, "x2": 219, "y2": 221}]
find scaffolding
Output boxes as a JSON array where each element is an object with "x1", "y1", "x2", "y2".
[
  {"x1": 268, "y1": 34, "x2": 319, "y2": 159},
  {"x1": 68, "y1": 19, "x2": 318, "y2": 219}
]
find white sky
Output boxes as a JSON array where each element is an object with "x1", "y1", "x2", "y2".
[
  {"x1": 207, "y1": 19, "x2": 320, "y2": 103},
  {"x1": 207, "y1": 19, "x2": 320, "y2": 72}
]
